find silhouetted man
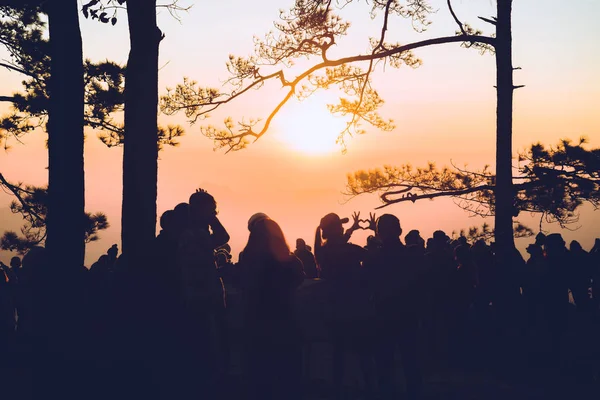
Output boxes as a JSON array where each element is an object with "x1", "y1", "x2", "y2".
[
  {"x1": 294, "y1": 238, "x2": 318, "y2": 279},
  {"x1": 178, "y1": 189, "x2": 230, "y2": 396},
  {"x1": 367, "y1": 214, "x2": 422, "y2": 400}
]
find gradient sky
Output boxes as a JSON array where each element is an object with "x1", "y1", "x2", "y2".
[{"x1": 1, "y1": 0, "x2": 599, "y2": 266}]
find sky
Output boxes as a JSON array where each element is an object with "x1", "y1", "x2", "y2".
[{"x1": 0, "y1": 0, "x2": 599, "y2": 266}]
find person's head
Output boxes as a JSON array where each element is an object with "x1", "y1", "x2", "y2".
[
  {"x1": 366, "y1": 235, "x2": 381, "y2": 249},
  {"x1": 426, "y1": 238, "x2": 434, "y2": 250},
  {"x1": 526, "y1": 244, "x2": 543, "y2": 257},
  {"x1": 454, "y1": 245, "x2": 471, "y2": 265},
  {"x1": 317, "y1": 213, "x2": 349, "y2": 242},
  {"x1": 457, "y1": 236, "x2": 468, "y2": 247},
  {"x1": 296, "y1": 238, "x2": 306, "y2": 251},
  {"x1": 431, "y1": 230, "x2": 449, "y2": 250},
  {"x1": 173, "y1": 203, "x2": 190, "y2": 233},
  {"x1": 544, "y1": 233, "x2": 565, "y2": 254},
  {"x1": 405, "y1": 230, "x2": 424, "y2": 247},
  {"x1": 243, "y1": 218, "x2": 292, "y2": 263},
  {"x1": 569, "y1": 240, "x2": 583, "y2": 252},
  {"x1": 248, "y1": 212, "x2": 269, "y2": 231},
  {"x1": 535, "y1": 232, "x2": 546, "y2": 247},
  {"x1": 376, "y1": 214, "x2": 402, "y2": 243},
  {"x1": 189, "y1": 189, "x2": 217, "y2": 226},
  {"x1": 160, "y1": 210, "x2": 175, "y2": 232},
  {"x1": 10, "y1": 256, "x2": 21, "y2": 269},
  {"x1": 107, "y1": 244, "x2": 118, "y2": 260}
]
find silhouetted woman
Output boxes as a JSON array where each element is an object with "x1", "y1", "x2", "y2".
[
  {"x1": 314, "y1": 212, "x2": 375, "y2": 399},
  {"x1": 238, "y1": 217, "x2": 305, "y2": 400}
]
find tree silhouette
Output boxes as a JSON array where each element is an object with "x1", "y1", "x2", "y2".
[
  {"x1": 0, "y1": 5, "x2": 183, "y2": 152},
  {"x1": 0, "y1": 173, "x2": 109, "y2": 254},
  {"x1": 82, "y1": 0, "x2": 188, "y2": 264},
  {"x1": 160, "y1": 0, "x2": 522, "y2": 256},
  {"x1": 0, "y1": 3, "x2": 184, "y2": 261},
  {"x1": 347, "y1": 138, "x2": 600, "y2": 230},
  {"x1": 120, "y1": 0, "x2": 164, "y2": 265}
]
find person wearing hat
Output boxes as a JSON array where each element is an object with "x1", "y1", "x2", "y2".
[{"x1": 314, "y1": 211, "x2": 376, "y2": 397}]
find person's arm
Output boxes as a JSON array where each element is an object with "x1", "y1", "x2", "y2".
[
  {"x1": 343, "y1": 211, "x2": 362, "y2": 242},
  {"x1": 209, "y1": 216, "x2": 230, "y2": 250}
]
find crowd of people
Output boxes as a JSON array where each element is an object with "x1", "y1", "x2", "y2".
[{"x1": 1, "y1": 188, "x2": 600, "y2": 400}]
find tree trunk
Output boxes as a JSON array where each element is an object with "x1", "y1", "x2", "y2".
[
  {"x1": 122, "y1": 0, "x2": 162, "y2": 265},
  {"x1": 46, "y1": 0, "x2": 85, "y2": 273},
  {"x1": 494, "y1": 0, "x2": 515, "y2": 256}
]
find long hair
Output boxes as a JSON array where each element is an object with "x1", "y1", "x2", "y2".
[
  {"x1": 242, "y1": 218, "x2": 292, "y2": 264},
  {"x1": 314, "y1": 226, "x2": 323, "y2": 267}
]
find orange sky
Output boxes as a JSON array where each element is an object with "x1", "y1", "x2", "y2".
[{"x1": 1, "y1": 0, "x2": 599, "y2": 266}]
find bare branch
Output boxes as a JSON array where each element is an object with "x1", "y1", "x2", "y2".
[
  {"x1": 377, "y1": 184, "x2": 495, "y2": 209},
  {"x1": 478, "y1": 16, "x2": 497, "y2": 26},
  {"x1": 447, "y1": 0, "x2": 466, "y2": 35}
]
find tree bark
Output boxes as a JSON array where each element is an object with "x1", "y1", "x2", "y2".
[
  {"x1": 45, "y1": 0, "x2": 85, "y2": 272},
  {"x1": 122, "y1": 0, "x2": 162, "y2": 265},
  {"x1": 494, "y1": 0, "x2": 515, "y2": 255}
]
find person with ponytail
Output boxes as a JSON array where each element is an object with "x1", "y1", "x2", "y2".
[{"x1": 314, "y1": 211, "x2": 376, "y2": 398}]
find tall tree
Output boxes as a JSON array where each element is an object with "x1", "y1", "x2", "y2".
[
  {"x1": 122, "y1": 0, "x2": 163, "y2": 264},
  {"x1": 0, "y1": 3, "x2": 183, "y2": 259},
  {"x1": 161, "y1": 0, "x2": 523, "y2": 256},
  {"x1": 44, "y1": 0, "x2": 85, "y2": 272}
]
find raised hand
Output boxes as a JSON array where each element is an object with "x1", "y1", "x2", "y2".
[
  {"x1": 367, "y1": 212, "x2": 377, "y2": 232},
  {"x1": 350, "y1": 211, "x2": 361, "y2": 231}
]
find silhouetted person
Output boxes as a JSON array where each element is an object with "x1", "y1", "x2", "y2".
[
  {"x1": 543, "y1": 234, "x2": 571, "y2": 360},
  {"x1": 239, "y1": 212, "x2": 270, "y2": 263},
  {"x1": 366, "y1": 214, "x2": 422, "y2": 400},
  {"x1": 424, "y1": 230, "x2": 457, "y2": 359},
  {"x1": 591, "y1": 239, "x2": 600, "y2": 306},
  {"x1": 405, "y1": 229, "x2": 425, "y2": 249},
  {"x1": 0, "y1": 261, "x2": 15, "y2": 354},
  {"x1": 238, "y1": 217, "x2": 304, "y2": 400},
  {"x1": 523, "y1": 243, "x2": 546, "y2": 333},
  {"x1": 535, "y1": 232, "x2": 547, "y2": 248},
  {"x1": 178, "y1": 189, "x2": 230, "y2": 396},
  {"x1": 9, "y1": 256, "x2": 21, "y2": 282},
  {"x1": 569, "y1": 240, "x2": 591, "y2": 310},
  {"x1": 315, "y1": 212, "x2": 375, "y2": 399},
  {"x1": 294, "y1": 238, "x2": 318, "y2": 279},
  {"x1": 471, "y1": 240, "x2": 496, "y2": 310},
  {"x1": 365, "y1": 234, "x2": 382, "y2": 251}
]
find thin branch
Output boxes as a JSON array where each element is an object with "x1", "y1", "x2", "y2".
[
  {"x1": 172, "y1": 33, "x2": 496, "y2": 146},
  {"x1": 0, "y1": 62, "x2": 37, "y2": 79},
  {"x1": 0, "y1": 95, "x2": 16, "y2": 102},
  {"x1": 478, "y1": 16, "x2": 497, "y2": 26},
  {"x1": 377, "y1": 184, "x2": 495, "y2": 209},
  {"x1": 447, "y1": 0, "x2": 466, "y2": 35},
  {"x1": 0, "y1": 172, "x2": 44, "y2": 223}
]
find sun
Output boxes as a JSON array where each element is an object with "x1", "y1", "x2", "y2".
[{"x1": 276, "y1": 97, "x2": 346, "y2": 155}]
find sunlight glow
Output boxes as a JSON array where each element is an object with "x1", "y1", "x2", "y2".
[{"x1": 276, "y1": 97, "x2": 347, "y2": 155}]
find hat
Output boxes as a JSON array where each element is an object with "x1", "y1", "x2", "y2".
[
  {"x1": 248, "y1": 212, "x2": 269, "y2": 231},
  {"x1": 319, "y1": 213, "x2": 349, "y2": 232}
]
